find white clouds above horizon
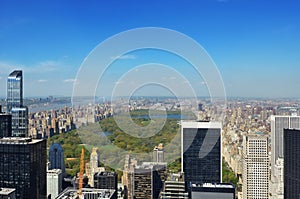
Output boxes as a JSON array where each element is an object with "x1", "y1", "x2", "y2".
[
  {"x1": 0, "y1": 59, "x2": 67, "y2": 75},
  {"x1": 110, "y1": 55, "x2": 137, "y2": 60},
  {"x1": 37, "y1": 79, "x2": 48, "y2": 83},
  {"x1": 64, "y1": 78, "x2": 77, "y2": 83}
]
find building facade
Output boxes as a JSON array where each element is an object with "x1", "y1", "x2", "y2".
[
  {"x1": 11, "y1": 107, "x2": 28, "y2": 137},
  {"x1": 284, "y1": 129, "x2": 300, "y2": 199},
  {"x1": 0, "y1": 110, "x2": 11, "y2": 138},
  {"x1": 6, "y1": 70, "x2": 28, "y2": 137},
  {"x1": 242, "y1": 134, "x2": 269, "y2": 199},
  {"x1": 0, "y1": 137, "x2": 46, "y2": 199},
  {"x1": 153, "y1": 143, "x2": 164, "y2": 163},
  {"x1": 181, "y1": 121, "x2": 222, "y2": 192},
  {"x1": 160, "y1": 173, "x2": 188, "y2": 199},
  {"x1": 47, "y1": 169, "x2": 62, "y2": 199},
  {"x1": 85, "y1": 148, "x2": 105, "y2": 187},
  {"x1": 270, "y1": 115, "x2": 300, "y2": 198},
  {"x1": 7, "y1": 70, "x2": 23, "y2": 112},
  {"x1": 122, "y1": 155, "x2": 137, "y2": 199},
  {"x1": 49, "y1": 143, "x2": 65, "y2": 175},
  {"x1": 133, "y1": 162, "x2": 167, "y2": 199},
  {"x1": 94, "y1": 172, "x2": 117, "y2": 199}
]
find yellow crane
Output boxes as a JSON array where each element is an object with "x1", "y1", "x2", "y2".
[{"x1": 78, "y1": 147, "x2": 84, "y2": 198}]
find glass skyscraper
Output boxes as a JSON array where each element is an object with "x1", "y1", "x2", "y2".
[
  {"x1": 49, "y1": 143, "x2": 65, "y2": 175},
  {"x1": 7, "y1": 70, "x2": 23, "y2": 112},
  {"x1": 6, "y1": 70, "x2": 28, "y2": 137},
  {"x1": 270, "y1": 115, "x2": 300, "y2": 198},
  {"x1": 181, "y1": 121, "x2": 222, "y2": 194}
]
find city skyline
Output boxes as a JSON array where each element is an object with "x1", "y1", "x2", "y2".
[{"x1": 0, "y1": 1, "x2": 300, "y2": 98}]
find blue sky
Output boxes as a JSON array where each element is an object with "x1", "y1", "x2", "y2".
[{"x1": 0, "y1": 0, "x2": 299, "y2": 98}]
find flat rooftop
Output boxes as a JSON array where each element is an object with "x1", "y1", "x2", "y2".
[
  {"x1": 0, "y1": 187, "x2": 15, "y2": 195},
  {"x1": 191, "y1": 183, "x2": 234, "y2": 189},
  {"x1": 181, "y1": 121, "x2": 222, "y2": 129},
  {"x1": 0, "y1": 137, "x2": 43, "y2": 144},
  {"x1": 56, "y1": 188, "x2": 115, "y2": 199}
]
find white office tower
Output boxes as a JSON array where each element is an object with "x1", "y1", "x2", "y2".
[
  {"x1": 47, "y1": 169, "x2": 62, "y2": 199},
  {"x1": 242, "y1": 134, "x2": 269, "y2": 199},
  {"x1": 270, "y1": 115, "x2": 300, "y2": 198}
]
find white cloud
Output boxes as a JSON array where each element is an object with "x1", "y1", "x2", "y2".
[
  {"x1": 25, "y1": 60, "x2": 61, "y2": 73},
  {"x1": 111, "y1": 55, "x2": 137, "y2": 60},
  {"x1": 37, "y1": 79, "x2": 48, "y2": 83},
  {"x1": 38, "y1": 61, "x2": 59, "y2": 71},
  {"x1": 0, "y1": 60, "x2": 64, "y2": 75},
  {"x1": 115, "y1": 81, "x2": 123, "y2": 85},
  {"x1": 64, "y1": 79, "x2": 77, "y2": 83}
]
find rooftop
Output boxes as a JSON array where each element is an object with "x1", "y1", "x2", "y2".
[
  {"x1": 95, "y1": 171, "x2": 116, "y2": 177},
  {"x1": 191, "y1": 183, "x2": 234, "y2": 189},
  {"x1": 47, "y1": 169, "x2": 62, "y2": 174},
  {"x1": 56, "y1": 188, "x2": 115, "y2": 199},
  {"x1": 8, "y1": 70, "x2": 22, "y2": 78},
  {"x1": 0, "y1": 188, "x2": 16, "y2": 195},
  {"x1": 0, "y1": 137, "x2": 43, "y2": 144},
  {"x1": 181, "y1": 121, "x2": 222, "y2": 129}
]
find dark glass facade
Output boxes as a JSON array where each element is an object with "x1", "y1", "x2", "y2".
[
  {"x1": 133, "y1": 164, "x2": 167, "y2": 199},
  {"x1": 134, "y1": 167, "x2": 152, "y2": 199},
  {"x1": 6, "y1": 70, "x2": 28, "y2": 138},
  {"x1": 0, "y1": 114, "x2": 12, "y2": 137},
  {"x1": 182, "y1": 127, "x2": 221, "y2": 191},
  {"x1": 94, "y1": 172, "x2": 117, "y2": 199},
  {"x1": 11, "y1": 107, "x2": 28, "y2": 137},
  {"x1": 284, "y1": 129, "x2": 300, "y2": 199},
  {"x1": 0, "y1": 138, "x2": 46, "y2": 199},
  {"x1": 7, "y1": 70, "x2": 23, "y2": 113},
  {"x1": 49, "y1": 143, "x2": 65, "y2": 174}
]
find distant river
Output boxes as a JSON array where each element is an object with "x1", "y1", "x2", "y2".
[
  {"x1": 131, "y1": 114, "x2": 191, "y2": 120},
  {"x1": 28, "y1": 103, "x2": 72, "y2": 113}
]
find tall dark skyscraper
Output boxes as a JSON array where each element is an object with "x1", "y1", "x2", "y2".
[
  {"x1": 7, "y1": 70, "x2": 23, "y2": 112},
  {"x1": 0, "y1": 137, "x2": 46, "y2": 199},
  {"x1": 181, "y1": 121, "x2": 222, "y2": 193},
  {"x1": 284, "y1": 129, "x2": 300, "y2": 199},
  {"x1": 270, "y1": 115, "x2": 300, "y2": 197},
  {"x1": 6, "y1": 70, "x2": 28, "y2": 137},
  {"x1": 49, "y1": 143, "x2": 65, "y2": 175}
]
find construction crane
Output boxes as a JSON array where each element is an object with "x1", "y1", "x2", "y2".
[{"x1": 78, "y1": 147, "x2": 84, "y2": 198}]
